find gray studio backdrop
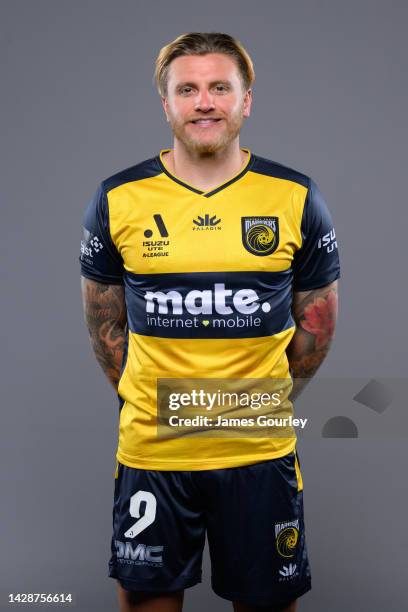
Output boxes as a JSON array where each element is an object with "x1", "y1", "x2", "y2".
[{"x1": 1, "y1": 1, "x2": 407, "y2": 610}]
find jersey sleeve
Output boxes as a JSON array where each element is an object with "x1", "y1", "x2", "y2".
[
  {"x1": 292, "y1": 179, "x2": 340, "y2": 291},
  {"x1": 79, "y1": 184, "x2": 124, "y2": 284}
]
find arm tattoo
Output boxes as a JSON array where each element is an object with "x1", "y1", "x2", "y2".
[
  {"x1": 287, "y1": 281, "x2": 338, "y2": 382},
  {"x1": 81, "y1": 277, "x2": 127, "y2": 390}
]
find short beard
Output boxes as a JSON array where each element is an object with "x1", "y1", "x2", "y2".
[{"x1": 168, "y1": 108, "x2": 245, "y2": 156}]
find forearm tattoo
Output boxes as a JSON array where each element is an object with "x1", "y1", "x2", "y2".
[
  {"x1": 81, "y1": 278, "x2": 127, "y2": 389},
  {"x1": 287, "y1": 282, "x2": 338, "y2": 380}
]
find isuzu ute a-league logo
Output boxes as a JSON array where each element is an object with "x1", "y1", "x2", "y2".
[
  {"x1": 143, "y1": 214, "x2": 170, "y2": 258},
  {"x1": 113, "y1": 490, "x2": 164, "y2": 568},
  {"x1": 241, "y1": 216, "x2": 279, "y2": 256}
]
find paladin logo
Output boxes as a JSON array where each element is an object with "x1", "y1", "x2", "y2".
[
  {"x1": 278, "y1": 563, "x2": 298, "y2": 582},
  {"x1": 242, "y1": 216, "x2": 279, "y2": 256},
  {"x1": 143, "y1": 214, "x2": 170, "y2": 258},
  {"x1": 193, "y1": 214, "x2": 221, "y2": 230}
]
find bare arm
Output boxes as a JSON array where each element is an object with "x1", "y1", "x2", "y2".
[
  {"x1": 80, "y1": 276, "x2": 127, "y2": 391},
  {"x1": 286, "y1": 280, "x2": 338, "y2": 400}
]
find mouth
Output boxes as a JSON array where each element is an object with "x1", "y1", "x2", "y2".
[{"x1": 190, "y1": 118, "x2": 222, "y2": 126}]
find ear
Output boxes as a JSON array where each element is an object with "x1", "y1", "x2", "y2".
[
  {"x1": 161, "y1": 97, "x2": 170, "y2": 122},
  {"x1": 243, "y1": 89, "x2": 252, "y2": 119}
]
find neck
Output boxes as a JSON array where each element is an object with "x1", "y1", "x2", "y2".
[{"x1": 162, "y1": 138, "x2": 248, "y2": 192}]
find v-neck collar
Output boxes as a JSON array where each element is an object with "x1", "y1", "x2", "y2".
[{"x1": 156, "y1": 148, "x2": 254, "y2": 198}]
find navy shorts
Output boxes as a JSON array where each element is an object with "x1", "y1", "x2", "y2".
[{"x1": 108, "y1": 451, "x2": 311, "y2": 608}]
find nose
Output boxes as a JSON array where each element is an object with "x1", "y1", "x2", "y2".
[{"x1": 194, "y1": 89, "x2": 215, "y2": 112}]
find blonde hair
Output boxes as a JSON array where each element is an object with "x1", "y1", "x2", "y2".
[{"x1": 155, "y1": 32, "x2": 255, "y2": 97}]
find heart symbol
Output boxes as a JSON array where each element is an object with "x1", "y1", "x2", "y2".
[{"x1": 202, "y1": 320, "x2": 210, "y2": 326}]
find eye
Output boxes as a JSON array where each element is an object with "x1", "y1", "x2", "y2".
[
  {"x1": 214, "y1": 84, "x2": 229, "y2": 93},
  {"x1": 179, "y1": 86, "x2": 193, "y2": 95}
]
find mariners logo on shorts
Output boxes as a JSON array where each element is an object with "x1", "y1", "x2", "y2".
[
  {"x1": 241, "y1": 217, "x2": 279, "y2": 256},
  {"x1": 274, "y1": 519, "x2": 299, "y2": 558}
]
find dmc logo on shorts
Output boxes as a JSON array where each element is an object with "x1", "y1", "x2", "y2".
[
  {"x1": 241, "y1": 217, "x2": 279, "y2": 256},
  {"x1": 114, "y1": 540, "x2": 164, "y2": 567},
  {"x1": 275, "y1": 519, "x2": 299, "y2": 558}
]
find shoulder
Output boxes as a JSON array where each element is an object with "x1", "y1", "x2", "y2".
[
  {"x1": 100, "y1": 155, "x2": 162, "y2": 194},
  {"x1": 250, "y1": 153, "x2": 311, "y2": 189}
]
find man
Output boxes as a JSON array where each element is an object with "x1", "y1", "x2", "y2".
[{"x1": 80, "y1": 32, "x2": 339, "y2": 612}]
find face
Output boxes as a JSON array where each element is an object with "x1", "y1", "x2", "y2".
[{"x1": 162, "y1": 53, "x2": 252, "y2": 155}]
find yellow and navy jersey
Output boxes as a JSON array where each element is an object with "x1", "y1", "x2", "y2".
[{"x1": 79, "y1": 148, "x2": 340, "y2": 470}]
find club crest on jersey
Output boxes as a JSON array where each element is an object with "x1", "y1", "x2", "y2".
[{"x1": 241, "y1": 217, "x2": 279, "y2": 256}]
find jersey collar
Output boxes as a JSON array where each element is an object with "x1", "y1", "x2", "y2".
[{"x1": 156, "y1": 148, "x2": 254, "y2": 198}]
